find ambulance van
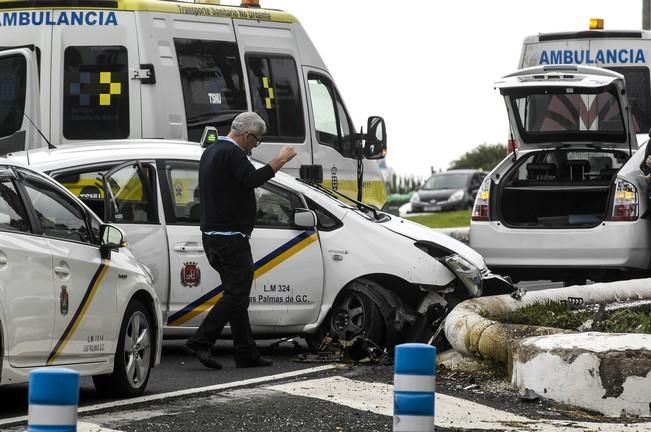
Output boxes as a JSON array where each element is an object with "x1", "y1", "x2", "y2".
[
  {"x1": 519, "y1": 19, "x2": 651, "y2": 141},
  {"x1": 0, "y1": 0, "x2": 388, "y2": 208}
]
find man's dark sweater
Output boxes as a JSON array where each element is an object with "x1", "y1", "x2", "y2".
[{"x1": 199, "y1": 138, "x2": 274, "y2": 236}]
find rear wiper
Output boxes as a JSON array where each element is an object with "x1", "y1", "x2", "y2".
[{"x1": 297, "y1": 178, "x2": 380, "y2": 219}]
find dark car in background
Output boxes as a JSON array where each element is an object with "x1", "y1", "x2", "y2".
[{"x1": 410, "y1": 169, "x2": 486, "y2": 213}]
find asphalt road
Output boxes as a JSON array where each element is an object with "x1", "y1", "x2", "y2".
[
  {"x1": 0, "y1": 338, "x2": 316, "y2": 419},
  {"x1": 2, "y1": 338, "x2": 649, "y2": 432}
]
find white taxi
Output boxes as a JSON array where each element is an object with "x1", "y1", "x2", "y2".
[
  {"x1": 21, "y1": 140, "x2": 511, "y2": 354},
  {"x1": 0, "y1": 159, "x2": 162, "y2": 396}
]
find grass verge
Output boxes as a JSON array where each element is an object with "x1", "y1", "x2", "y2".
[
  {"x1": 405, "y1": 209, "x2": 471, "y2": 228},
  {"x1": 486, "y1": 301, "x2": 651, "y2": 333}
]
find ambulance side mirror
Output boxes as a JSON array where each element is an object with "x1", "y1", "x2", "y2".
[
  {"x1": 100, "y1": 223, "x2": 126, "y2": 259},
  {"x1": 293, "y1": 208, "x2": 317, "y2": 228},
  {"x1": 364, "y1": 116, "x2": 387, "y2": 159}
]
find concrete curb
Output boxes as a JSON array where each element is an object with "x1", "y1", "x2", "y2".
[{"x1": 444, "y1": 278, "x2": 651, "y2": 417}]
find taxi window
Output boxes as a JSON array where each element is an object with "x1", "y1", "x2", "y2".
[
  {"x1": 63, "y1": 45, "x2": 129, "y2": 140},
  {"x1": 304, "y1": 196, "x2": 341, "y2": 231},
  {"x1": 55, "y1": 170, "x2": 106, "y2": 220},
  {"x1": 159, "y1": 160, "x2": 199, "y2": 225},
  {"x1": 246, "y1": 55, "x2": 305, "y2": 142},
  {"x1": 175, "y1": 39, "x2": 247, "y2": 142},
  {"x1": 255, "y1": 184, "x2": 302, "y2": 228},
  {"x1": 307, "y1": 73, "x2": 355, "y2": 157},
  {"x1": 105, "y1": 163, "x2": 157, "y2": 224},
  {"x1": 0, "y1": 178, "x2": 30, "y2": 233},
  {"x1": 0, "y1": 54, "x2": 26, "y2": 139},
  {"x1": 21, "y1": 172, "x2": 91, "y2": 243}
]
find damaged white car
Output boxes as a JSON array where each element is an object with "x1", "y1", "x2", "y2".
[
  {"x1": 21, "y1": 140, "x2": 511, "y2": 357},
  {"x1": 471, "y1": 65, "x2": 649, "y2": 284}
]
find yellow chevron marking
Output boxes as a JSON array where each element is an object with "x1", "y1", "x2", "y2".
[
  {"x1": 255, "y1": 233, "x2": 318, "y2": 278},
  {"x1": 168, "y1": 291, "x2": 225, "y2": 327},
  {"x1": 47, "y1": 264, "x2": 110, "y2": 365},
  {"x1": 169, "y1": 233, "x2": 318, "y2": 327}
]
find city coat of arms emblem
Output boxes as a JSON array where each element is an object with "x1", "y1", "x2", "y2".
[
  {"x1": 60, "y1": 286, "x2": 69, "y2": 315},
  {"x1": 181, "y1": 262, "x2": 201, "y2": 287}
]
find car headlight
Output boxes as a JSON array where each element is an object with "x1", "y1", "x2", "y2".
[
  {"x1": 449, "y1": 189, "x2": 464, "y2": 202},
  {"x1": 439, "y1": 254, "x2": 483, "y2": 297},
  {"x1": 410, "y1": 192, "x2": 419, "y2": 203},
  {"x1": 414, "y1": 241, "x2": 483, "y2": 297}
]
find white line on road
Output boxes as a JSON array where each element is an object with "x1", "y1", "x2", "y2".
[
  {"x1": 0, "y1": 365, "x2": 335, "y2": 427},
  {"x1": 268, "y1": 376, "x2": 651, "y2": 432}
]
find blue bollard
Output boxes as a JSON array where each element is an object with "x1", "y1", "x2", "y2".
[
  {"x1": 393, "y1": 343, "x2": 437, "y2": 432},
  {"x1": 28, "y1": 368, "x2": 80, "y2": 432}
]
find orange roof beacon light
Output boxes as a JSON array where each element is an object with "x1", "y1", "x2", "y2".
[
  {"x1": 241, "y1": 0, "x2": 261, "y2": 7},
  {"x1": 589, "y1": 18, "x2": 604, "y2": 30}
]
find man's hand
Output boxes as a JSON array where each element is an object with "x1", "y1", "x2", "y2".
[{"x1": 269, "y1": 146, "x2": 297, "y2": 172}]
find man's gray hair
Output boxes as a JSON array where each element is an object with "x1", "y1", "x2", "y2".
[{"x1": 231, "y1": 112, "x2": 267, "y2": 136}]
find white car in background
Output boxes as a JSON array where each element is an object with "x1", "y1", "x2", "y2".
[
  {"x1": 0, "y1": 159, "x2": 162, "y2": 396},
  {"x1": 18, "y1": 139, "x2": 512, "y2": 356},
  {"x1": 470, "y1": 65, "x2": 649, "y2": 284}
]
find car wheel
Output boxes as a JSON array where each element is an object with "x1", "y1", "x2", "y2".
[
  {"x1": 93, "y1": 300, "x2": 153, "y2": 397},
  {"x1": 328, "y1": 283, "x2": 386, "y2": 352}
]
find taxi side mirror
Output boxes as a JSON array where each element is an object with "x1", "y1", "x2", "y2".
[
  {"x1": 294, "y1": 208, "x2": 317, "y2": 228},
  {"x1": 364, "y1": 116, "x2": 387, "y2": 159},
  {"x1": 100, "y1": 223, "x2": 126, "y2": 259}
]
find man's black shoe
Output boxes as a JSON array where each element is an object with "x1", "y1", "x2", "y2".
[
  {"x1": 235, "y1": 357, "x2": 273, "y2": 368},
  {"x1": 183, "y1": 342, "x2": 222, "y2": 369}
]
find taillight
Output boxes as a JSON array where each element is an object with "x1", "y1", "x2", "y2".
[
  {"x1": 609, "y1": 178, "x2": 638, "y2": 221},
  {"x1": 472, "y1": 177, "x2": 491, "y2": 221}
]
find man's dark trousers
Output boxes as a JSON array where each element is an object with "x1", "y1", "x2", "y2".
[{"x1": 189, "y1": 234, "x2": 258, "y2": 362}]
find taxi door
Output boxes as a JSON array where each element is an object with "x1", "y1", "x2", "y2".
[
  {"x1": 156, "y1": 159, "x2": 221, "y2": 329},
  {"x1": 0, "y1": 169, "x2": 54, "y2": 367},
  {"x1": 101, "y1": 161, "x2": 169, "y2": 321},
  {"x1": 17, "y1": 168, "x2": 117, "y2": 365},
  {"x1": 250, "y1": 183, "x2": 324, "y2": 326}
]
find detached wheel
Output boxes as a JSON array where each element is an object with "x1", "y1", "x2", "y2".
[
  {"x1": 329, "y1": 284, "x2": 386, "y2": 350},
  {"x1": 93, "y1": 300, "x2": 153, "y2": 397}
]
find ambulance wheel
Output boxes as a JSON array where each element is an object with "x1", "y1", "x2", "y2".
[
  {"x1": 328, "y1": 285, "x2": 386, "y2": 353},
  {"x1": 93, "y1": 300, "x2": 153, "y2": 397}
]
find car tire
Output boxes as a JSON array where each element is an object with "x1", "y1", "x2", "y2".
[
  {"x1": 93, "y1": 300, "x2": 153, "y2": 397},
  {"x1": 328, "y1": 282, "x2": 387, "y2": 352}
]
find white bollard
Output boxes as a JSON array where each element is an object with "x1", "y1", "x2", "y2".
[
  {"x1": 28, "y1": 368, "x2": 80, "y2": 432},
  {"x1": 393, "y1": 343, "x2": 436, "y2": 432}
]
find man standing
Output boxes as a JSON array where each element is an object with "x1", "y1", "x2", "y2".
[{"x1": 184, "y1": 112, "x2": 296, "y2": 369}]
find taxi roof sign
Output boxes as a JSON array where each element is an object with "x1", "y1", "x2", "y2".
[{"x1": 200, "y1": 126, "x2": 218, "y2": 148}]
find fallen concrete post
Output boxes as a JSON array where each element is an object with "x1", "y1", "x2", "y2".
[
  {"x1": 445, "y1": 278, "x2": 651, "y2": 361},
  {"x1": 444, "y1": 278, "x2": 651, "y2": 417}
]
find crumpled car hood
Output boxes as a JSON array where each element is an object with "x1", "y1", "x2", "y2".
[{"x1": 380, "y1": 216, "x2": 486, "y2": 269}]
